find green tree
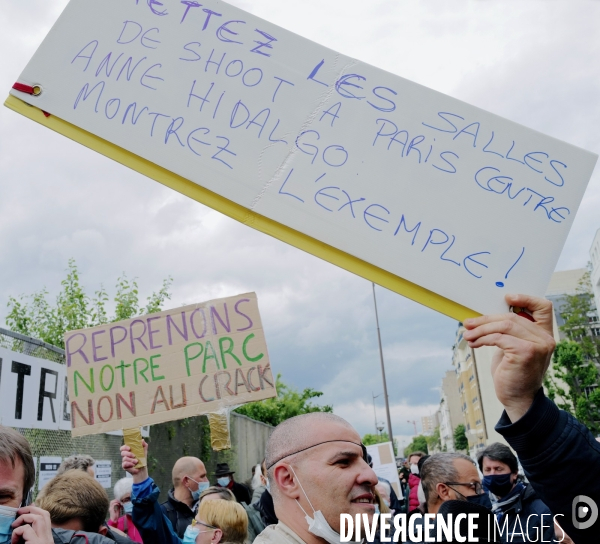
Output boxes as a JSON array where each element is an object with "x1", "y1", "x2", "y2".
[
  {"x1": 234, "y1": 374, "x2": 332, "y2": 426},
  {"x1": 543, "y1": 268, "x2": 600, "y2": 433},
  {"x1": 425, "y1": 427, "x2": 441, "y2": 452},
  {"x1": 6, "y1": 258, "x2": 173, "y2": 349},
  {"x1": 545, "y1": 341, "x2": 600, "y2": 433},
  {"x1": 362, "y1": 432, "x2": 399, "y2": 456},
  {"x1": 404, "y1": 435, "x2": 428, "y2": 457},
  {"x1": 558, "y1": 269, "x2": 600, "y2": 362},
  {"x1": 453, "y1": 424, "x2": 469, "y2": 453}
]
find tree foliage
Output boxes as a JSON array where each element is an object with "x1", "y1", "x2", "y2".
[
  {"x1": 404, "y1": 435, "x2": 429, "y2": 457},
  {"x1": 453, "y1": 424, "x2": 469, "y2": 453},
  {"x1": 234, "y1": 374, "x2": 332, "y2": 426},
  {"x1": 362, "y1": 432, "x2": 399, "y2": 456},
  {"x1": 544, "y1": 268, "x2": 600, "y2": 433},
  {"x1": 6, "y1": 258, "x2": 173, "y2": 349},
  {"x1": 425, "y1": 427, "x2": 441, "y2": 452}
]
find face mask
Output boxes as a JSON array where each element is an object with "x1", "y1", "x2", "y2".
[
  {"x1": 382, "y1": 499, "x2": 390, "y2": 507},
  {"x1": 266, "y1": 480, "x2": 271, "y2": 493},
  {"x1": 482, "y1": 473, "x2": 513, "y2": 497},
  {"x1": 410, "y1": 464, "x2": 419, "y2": 475},
  {"x1": 182, "y1": 526, "x2": 200, "y2": 544},
  {"x1": 0, "y1": 505, "x2": 18, "y2": 544},
  {"x1": 123, "y1": 502, "x2": 133, "y2": 515},
  {"x1": 374, "y1": 504, "x2": 380, "y2": 514},
  {"x1": 291, "y1": 467, "x2": 344, "y2": 544},
  {"x1": 217, "y1": 477, "x2": 230, "y2": 487},
  {"x1": 466, "y1": 493, "x2": 492, "y2": 509},
  {"x1": 188, "y1": 478, "x2": 210, "y2": 501}
]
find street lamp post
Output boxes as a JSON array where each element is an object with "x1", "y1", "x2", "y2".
[
  {"x1": 372, "y1": 392, "x2": 381, "y2": 435},
  {"x1": 372, "y1": 282, "x2": 394, "y2": 446}
]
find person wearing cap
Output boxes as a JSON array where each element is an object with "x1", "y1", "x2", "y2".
[
  {"x1": 254, "y1": 411, "x2": 378, "y2": 544},
  {"x1": 214, "y1": 464, "x2": 251, "y2": 505}
]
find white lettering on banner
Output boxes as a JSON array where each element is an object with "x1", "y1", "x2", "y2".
[
  {"x1": 0, "y1": 347, "x2": 71, "y2": 431},
  {"x1": 9, "y1": 0, "x2": 598, "y2": 315}
]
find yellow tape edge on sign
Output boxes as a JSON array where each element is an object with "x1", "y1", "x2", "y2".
[{"x1": 4, "y1": 95, "x2": 480, "y2": 322}]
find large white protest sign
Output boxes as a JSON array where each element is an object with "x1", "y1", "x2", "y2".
[
  {"x1": 0, "y1": 347, "x2": 71, "y2": 431},
  {"x1": 7, "y1": 0, "x2": 597, "y2": 318}
]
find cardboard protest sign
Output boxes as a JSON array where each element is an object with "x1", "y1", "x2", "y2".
[
  {"x1": 6, "y1": 0, "x2": 597, "y2": 319},
  {"x1": 64, "y1": 292, "x2": 275, "y2": 436},
  {"x1": 366, "y1": 442, "x2": 402, "y2": 499}
]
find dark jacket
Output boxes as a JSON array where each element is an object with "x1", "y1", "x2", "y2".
[
  {"x1": 255, "y1": 488, "x2": 278, "y2": 526},
  {"x1": 159, "y1": 488, "x2": 197, "y2": 538},
  {"x1": 495, "y1": 388, "x2": 600, "y2": 543},
  {"x1": 52, "y1": 529, "x2": 116, "y2": 544},
  {"x1": 219, "y1": 480, "x2": 251, "y2": 504},
  {"x1": 132, "y1": 478, "x2": 181, "y2": 544},
  {"x1": 494, "y1": 483, "x2": 556, "y2": 543}
]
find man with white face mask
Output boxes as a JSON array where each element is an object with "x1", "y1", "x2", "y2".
[
  {"x1": 255, "y1": 412, "x2": 378, "y2": 544},
  {"x1": 0, "y1": 425, "x2": 53, "y2": 544}
]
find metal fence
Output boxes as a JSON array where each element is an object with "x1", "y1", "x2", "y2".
[{"x1": 0, "y1": 327, "x2": 125, "y2": 500}]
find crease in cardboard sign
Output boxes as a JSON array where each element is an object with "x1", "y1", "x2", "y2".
[{"x1": 248, "y1": 53, "x2": 351, "y2": 218}]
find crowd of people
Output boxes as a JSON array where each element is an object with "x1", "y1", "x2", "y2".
[{"x1": 1, "y1": 295, "x2": 599, "y2": 543}]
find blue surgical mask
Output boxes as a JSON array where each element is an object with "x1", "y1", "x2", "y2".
[
  {"x1": 188, "y1": 478, "x2": 210, "y2": 501},
  {"x1": 374, "y1": 504, "x2": 380, "y2": 514},
  {"x1": 123, "y1": 502, "x2": 133, "y2": 515},
  {"x1": 217, "y1": 477, "x2": 230, "y2": 487},
  {"x1": 0, "y1": 505, "x2": 18, "y2": 544},
  {"x1": 482, "y1": 473, "x2": 514, "y2": 497},
  {"x1": 182, "y1": 525, "x2": 200, "y2": 544}
]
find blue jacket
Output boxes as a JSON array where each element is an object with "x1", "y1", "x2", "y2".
[
  {"x1": 131, "y1": 477, "x2": 182, "y2": 544},
  {"x1": 495, "y1": 388, "x2": 600, "y2": 543},
  {"x1": 494, "y1": 483, "x2": 556, "y2": 543}
]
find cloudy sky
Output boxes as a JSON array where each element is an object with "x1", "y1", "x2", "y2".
[{"x1": 1, "y1": 0, "x2": 599, "y2": 450}]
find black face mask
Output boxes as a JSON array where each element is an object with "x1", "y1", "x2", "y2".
[{"x1": 466, "y1": 493, "x2": 492, "y2": 510}]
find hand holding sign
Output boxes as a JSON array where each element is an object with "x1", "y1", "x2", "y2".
[
  {"x1": 121, "y1": 439, "x2": 149, "y2": 483},
  {"x1": 463, "y1": 294, "x2": 556, "y2": 422}
]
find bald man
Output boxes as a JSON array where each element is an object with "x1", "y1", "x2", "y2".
[
  {"x1": 255, "y1": 412, "x2": 378, "y2": 544},
  {"x1": 160, "y1": 456, "x2": 209, "y2": 538}
]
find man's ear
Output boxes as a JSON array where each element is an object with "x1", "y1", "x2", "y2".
[
  {"x1": 211, "y1": 528, "x2": 223, "y2": 544},
  {"x1": 273, "y1": 463, "x2": 300, "y2": 500},
  {"x1": 98, "y1": 525, "x2": 109, "y2": 536},
  {"x1": 436, "y1": 483, "x2": 452, "y2": 502}
]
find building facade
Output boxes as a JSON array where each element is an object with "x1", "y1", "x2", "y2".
[
  {"x1": 438, "y1": 370, "x2": 463, "y2": 452},
  {"x1": 591, "y1": 228, "x2": 600, "y2": 314},
  {"x1": 421, "y1": 413, "x2": 439, "y2": 436}
]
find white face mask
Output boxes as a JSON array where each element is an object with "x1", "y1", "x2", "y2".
[
  {"x1": 291, "y1": 467, "x2": 344, "y2": 544},
  {"x1": 410, "y1": 463, "x2": 419, "y2": 475}
]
